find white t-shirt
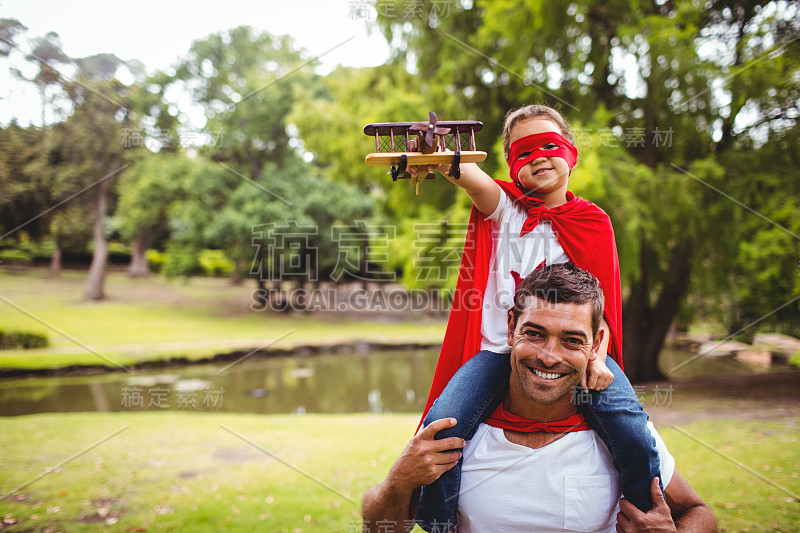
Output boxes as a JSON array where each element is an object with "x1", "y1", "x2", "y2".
[
  {"x1": 457, "y1": 421, "x2": 674, "y2": 533},
  {"x1": 480, "y1": 192, "x2": 571, "y2": 353}
]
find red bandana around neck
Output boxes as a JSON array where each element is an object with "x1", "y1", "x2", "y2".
[
  {"x1": 508, "y1": 132, "x2": 578, "y2": 186},
  {"x1": 486, "y1": 402, "x2": 591, "y2": 433}
]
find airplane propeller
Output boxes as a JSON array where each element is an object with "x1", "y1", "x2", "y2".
[{"x1": 409, "y1": 111, "x2": 450, "y2": 149}]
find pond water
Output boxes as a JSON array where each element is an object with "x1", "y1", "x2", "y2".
[
  {"x1": 0, "y1": 349, "x2": 439, "y2": 417},
  {"x1": 0, "y1": 347, "x2": 786, "y2": 417}
]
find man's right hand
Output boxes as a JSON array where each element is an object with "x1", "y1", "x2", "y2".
[{"x1": 385, "y1": 418, "x2": 466, "y2": 494}]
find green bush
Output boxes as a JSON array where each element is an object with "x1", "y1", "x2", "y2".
[
  {"x1": 146, "y1": 249, "x2": 166, "y2": 273},
  {"x1": 0, "y1": 248, "x2": 33, "y2": 264},
  {"x1": 0, "y1": 330, "x2": 49, "y2": 350},
  {"x1": 790, "y1": 350, "x2": 800, "y2": 369},
  {"x1": 161, "y1": 246, "x2": 203, "y2": 279},
  {"x1": 108, "y1": 241, "x2": 132, "y2": 264},
  {"x1": 154, "y1": 249, "x2": 235, "y2": 278},
  {"x1": 198, "y1": 249, "x2": 235, "y2": 277},
  {"x1": 17, "y1": 241, "x2": 55, "y2": 260}
]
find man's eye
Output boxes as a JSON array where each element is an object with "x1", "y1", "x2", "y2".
[
  {"x1": 564, "y1": 338, "x2": 584, "y2": 347},
  {"x1": 542, "y1": 143, "x2": 559, "y2": 150},
  {"x1": 523, "y1": 330, "x2": 543, "y2": 339}
]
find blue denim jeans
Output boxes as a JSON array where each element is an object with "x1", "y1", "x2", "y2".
[{"x1": 415, "y1": 350, "x2": 660, "y2": 532}]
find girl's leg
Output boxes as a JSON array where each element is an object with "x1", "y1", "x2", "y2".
[
  {"x1": 578, "y1": 357, "x2": 662, "y2": 512},
  {"x1": 415, "y1": 350, "x2": 510, "y2": 532}
]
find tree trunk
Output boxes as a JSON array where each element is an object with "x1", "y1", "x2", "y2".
[
  {"x1": 623, "y1": 240, "x2": 692, "y2": 383},
  {"x1": 252, "y1": 242, "x2": 266, "y2": 291},
  {"x1": 231, "y1": 257, "x2": 244, "y2": 286},
  {"x1": 360, "y1": 240, "x2": 369, "y2": 291},
  {"x1": 642, "y1": 84, "x2": 658, "y2": 170},
  {"x1": 84, "y1": 177, "x2": 111, "y2": 301},
  {"x1": 50, "y1": 241, "x2": 62, "y2": 275},
  {"x1": 128, "y1": 235, "x2": 151, "y2": 278}
]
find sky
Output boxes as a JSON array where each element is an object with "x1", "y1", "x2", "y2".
[{"x1": 0, "y1": 0, "x2": 394, "y2": 126}]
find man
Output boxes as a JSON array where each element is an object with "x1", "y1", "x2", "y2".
[{"x1": 362, "y1": 263, "x2": 717, "y2": 532}]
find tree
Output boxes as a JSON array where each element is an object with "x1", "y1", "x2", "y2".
[
  {"x1": 177, "y1": 26, "x2": 310, "y2": 180},
  {"x1": 166, "y1": 26, "x2": 376, "y2": 289},
  {"x1": 0, "y1": 122, "x2": 48, "y2": 243},
  {"x1": 54, "y1": 55, "x2": 129, "y2": 300},
  {"x1": 374, "y1": 0, "x2": 800, "y2": 380},
  {"x1": 290, "y1": 64, "x2": 478, "y2": 293},
  {"x1": 27, "y1": 31, "x2": 71, "y2": 131},
  {"x1": 116, "y1": 152, "x2": 192, "y2": 277},
  {"x1": 161, "y1": 153, "x2": 373, "y2": 289}
]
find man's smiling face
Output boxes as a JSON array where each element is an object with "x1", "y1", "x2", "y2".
[{"x1": 505, "y1": 296, "x2": 598, "y2": 415}]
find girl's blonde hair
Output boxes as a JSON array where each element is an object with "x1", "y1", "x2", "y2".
[{"x1": 502, "y1": 105, "x2": 573, "y2": 160}]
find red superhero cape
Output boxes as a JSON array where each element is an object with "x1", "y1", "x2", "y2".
[{"x1": 420, "y1": 181, "x2": 623, "y2": 427}]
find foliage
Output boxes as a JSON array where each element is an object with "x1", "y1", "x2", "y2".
[
  {"x1": 176, "y1": 26, "x2": 309, "y2": 178},
  {"x1": 0, "y1": 248, "x2": 33, "y2": 263},
  {"x1": 198, "y1": 249, "x2": 235, "y2": 277},
  {"x1": 161, "y1": 243, "x2": 203, "y2": 280},
  {"x1": 1, "y1": 3, "x2": 798, "y2": 372},
  {"x1": 146, "y1": 249, "x2": 166, "y2": 273},
  {"x1": 0, "y1": 329, "x2": 49, "y2": 349},
  {"x1": 116, "y1": 152, "x2": 193, "y2": 247},
  {"x1": 290, "y1": 63, "x2": 478, "y2": 291},
  {"x1": 0, "y1": 122, "x2": 50, "y2": 242},
  {"x1": 371, "y1": 0, "x2": 800, "y2": 379}
]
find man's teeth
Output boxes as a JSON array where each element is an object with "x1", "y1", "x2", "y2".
[{"x1": 532, "y1": 368, "x2": 562, "y2": 380}]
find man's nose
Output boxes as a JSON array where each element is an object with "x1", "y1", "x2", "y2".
[{"x1": 537, "y1": 337, "x2": 562, "y2": 367}]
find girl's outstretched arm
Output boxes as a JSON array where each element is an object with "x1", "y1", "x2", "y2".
[{"x1": 409, "y1": 161, "x2": 501, "y2": 215}]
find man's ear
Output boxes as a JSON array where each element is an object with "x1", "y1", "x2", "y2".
[
  {"x1": 589, "y1": 327, "x2": 605, "y2": 361},
  {"x1": 507, "y1": 309, "x2": 515, "y2": 345}
]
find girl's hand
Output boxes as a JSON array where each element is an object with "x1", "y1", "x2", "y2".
[
  {"x1": 582, "y1": 357, "x2": 614, "y2": 392},
  {"x1": 406, "y1": 163, "x2": 444, "y2": 178}
]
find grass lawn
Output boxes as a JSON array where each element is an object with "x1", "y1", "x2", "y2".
[
  {"x1": 0, "y1": 413, "x2": 798, "y2": 532},
  {"x1": 0, "y1": 268, "x2": 446, "y2": 371}
]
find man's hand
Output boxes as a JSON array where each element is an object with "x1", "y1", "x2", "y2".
[
  {"x1": 581, "y1": 356, "x2": 614, "y2": 392},
  {"x1": 616, "y1": 477, "x2": 677, "y2": 533},
  {"x1": 362, "y1": 418, "x2": 465, "y2": 533},
  {"x1": 386, "y1": 418, "x2": 465, "y2": 493}
]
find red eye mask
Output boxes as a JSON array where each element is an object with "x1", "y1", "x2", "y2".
[{"x1": 508, "y1": 132, "x2": 578, "y2": 185}]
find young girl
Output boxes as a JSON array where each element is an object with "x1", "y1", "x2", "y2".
[{"x1": 410, "y1": 105, "x2": 661, "y2": 532}]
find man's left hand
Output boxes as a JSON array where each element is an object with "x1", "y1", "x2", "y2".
[{"x1": 616, "y1": 477, "x2": 677, "y2": 533}]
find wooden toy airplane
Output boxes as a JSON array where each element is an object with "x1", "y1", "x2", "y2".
[{"x1": 364, "y1": 112, "x2": 486, "y2": 194}]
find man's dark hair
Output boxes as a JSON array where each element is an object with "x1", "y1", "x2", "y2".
[{"x1": 510, "y1": 263, "x2": 605, "y2": 338}]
